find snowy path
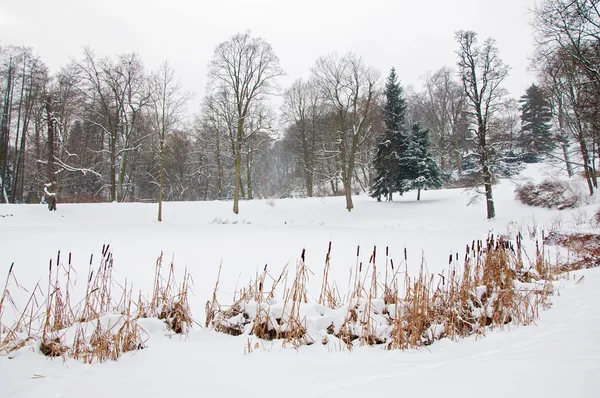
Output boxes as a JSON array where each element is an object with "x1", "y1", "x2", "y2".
[{"x1": 2, "y1": 268, "x2": 599, "y2": 398}]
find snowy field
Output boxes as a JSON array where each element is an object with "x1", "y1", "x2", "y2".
[{"x1": 1, "y1": 163, "x2": 599, "y2": 397}]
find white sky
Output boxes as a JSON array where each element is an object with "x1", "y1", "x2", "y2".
[{"x1": 0, "y1": 0, "x2": 538, "y2": 113}]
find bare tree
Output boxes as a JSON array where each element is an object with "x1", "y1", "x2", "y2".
[
  {"x1": 147, "y1": 61, "x2": 191, "y2": 221},
  {"x1": 311, "y1": 52, "x2": 379, "y2": 211},
  {"x1": 73, "y1": 48, "x2": 149, "y2": 202},
  {"x1": 533, "y1": 0, "x2": 599, "y2": 193},
  {"x1": 411, "y1": 67, "x2": 466, "y2": 174},
  {"x1": 281, "y1": 79, "x2": 326, "y2": 197},
  {"x1": 207, "y1": 31, "x2": 283, "y2": 214},
  {"x1": 534, "y1": 0, "x2": 600, "y2": 87},
  {"x1": 456, "y1": 31, "x2": 510, "y2": 219}
]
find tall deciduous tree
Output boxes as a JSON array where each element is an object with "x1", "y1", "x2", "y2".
[
  {"x1": 208, "y1": 32, "x2": 283, "y2": 214},
  {"x1": 312, "y1": 52, "x2": 378, "y2": 211},
  {"x1": 371, "y1": 68, "x2": 407, "y2": 201},
  {"x1": 74, "y1": 48, "x2": 149, "y2": 202},
  {"x1": 148, "y1": 61, "x2": 191, "y2": 222},
  {"x1": 456, "y1": 31, "x2": 509, "y2": 219},
  {"x1": 411, "y1": 67, "x2": 467, "y2": 175},
  {"x1": 281, "y1": 79, "x2": 324, "y2": 197},
  {"x1": 533, "y1": 0, "x2": 599, "y2": 193}
]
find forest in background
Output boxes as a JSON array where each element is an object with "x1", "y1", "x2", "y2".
[{"x1": 0, "y1": 0, "x2": 598, "y2": 219}]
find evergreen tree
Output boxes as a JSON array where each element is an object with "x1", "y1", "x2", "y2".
[
  {"x1": 519, "y1": 84, "x2": 554, "y2": 154},
  {"x1": 405, "y1": 124, "x2": 442, "y2": 201},
  {"x1": 371, "y1": 68, "x2": 407, "y2": 201}
]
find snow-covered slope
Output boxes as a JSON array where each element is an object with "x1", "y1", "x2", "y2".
[{"x1": 1, "y1": 163, "x2": 599, "y2": 397}]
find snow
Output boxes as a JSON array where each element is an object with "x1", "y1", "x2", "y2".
[{"x1": 1, "y1": 162, "x2": 599, "y2": 397}]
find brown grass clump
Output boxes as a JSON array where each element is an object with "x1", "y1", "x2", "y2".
[
  {"x1": 1, "y1": 246, "x2": 194, "y2": 363},
  {"x1": 209, "y1": 236, "x2": 566, "y2": 352},
  {"x1": 146, "y1": 253, "x2": 194, "y2": 334},
  {"x1": 208, "y1": 251, "x2": 313, "y2": 347},
  {"x1": 40, "y1": 337, "x2": 65, "y2": 357},
  {"x1": 545, "y1": 232, "x2": 600, "y2": 270}
]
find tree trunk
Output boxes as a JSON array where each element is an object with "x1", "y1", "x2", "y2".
[
  {"x1": 15, "y1": 99, "x2": 31, "y2": 203},
  {"x1": 215, "y1": 128, "x2": 223, "y2": 199},
  {"x1": 344, "y1": 178, "x2": 353, "y2": 211},
  {"x1": 339, "y1": 140, "x2": 353, "y2": 211},
  {"x1": 246, "y1": 146, "x2": 253, "y2": 200},
  {"x1": 10, "y1": 57, "x2": 27, "y2": 203},
  {"x1": 118, "y1": 152, "x2": 128, "y2": 202},
  {"x1": 158, "y1": 139, "x2": 164, "y2": 222},
  {"x1": 110, "y1": 130, "x2": 117, "y2": 202},
  {"x1": 480, "y1": 130, "x2": 495, "y2": 219},
  {"x1": 0, "y1": 63, "x2": 13, "y2": 203},
  {"x1": 562, "y1": 142, "x2": 574, "y2": 177},
  {"x1": 482, "y1": 164, "x2": 495, "y2": 219},
  {"x1": 576, "y1": 127, "x2": 595, "y2": 195},
  {"x1": 45, "y1": 96, "x2": 57, "y2": 211},
  {"x1": 233, "y1": 117, "x2": 243, "y2": 214},
  {"x1": 417, "y1": 188, "x2": 421, "y2": 201}
]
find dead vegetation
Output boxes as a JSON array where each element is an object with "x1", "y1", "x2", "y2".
[
  {"x1": 207, "y1": 235, "x2": 565, "y2": 351},
  {"x1": 545, "y1": 232, "x2": 600, "y2": 270},
  {"x1": 0, "y1": 247, "x2": 194, "y2": 363}
]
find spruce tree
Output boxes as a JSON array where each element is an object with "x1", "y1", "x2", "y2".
[
  {"x1": 519, "y1": 84, "x2": 554, "y2": 155},
  {"x1": 405, "y1": 124, "x2": 442, "y2": 201},
  {"x1": 371, "y1": 68, "x2": 407, "y2": 201}
]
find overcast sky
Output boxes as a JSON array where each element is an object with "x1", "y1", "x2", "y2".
[{"x1": 0, "y1": 0, "x2": 538, "y2": 112}]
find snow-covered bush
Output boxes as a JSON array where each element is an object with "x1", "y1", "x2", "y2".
[{"x1": 516, "y1": 179, "x2": 582, "y2": 210}]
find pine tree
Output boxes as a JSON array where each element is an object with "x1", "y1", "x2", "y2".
[
  {"x1": 519, "y1": 84, "x2": 554, "y2": 155},
  {"x1": 405, "y1": 124, "x2": 442, "y2": 201},
  {"x1": 371, "y1": 68, "x2": 407, "y2": 201}
]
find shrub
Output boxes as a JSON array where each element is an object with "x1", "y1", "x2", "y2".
[{"x1": 516, "y1": 179, "x2": 581, "y2": 210}]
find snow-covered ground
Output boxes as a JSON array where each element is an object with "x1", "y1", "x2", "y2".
[{"x1": 1, "y1": 163, "x2": 599, "y2": 397}]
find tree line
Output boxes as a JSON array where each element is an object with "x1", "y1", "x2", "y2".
[{"x1": 0, "y1": 0, "x2": 598, "y2": 219}]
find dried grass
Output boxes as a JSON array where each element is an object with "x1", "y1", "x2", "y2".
[
  {"x1": 0, "y1": 246, "x2": 194, "y2": 363},
  {"x1": 209, "y1": 235, "x2": 572, "y2": 351}
]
